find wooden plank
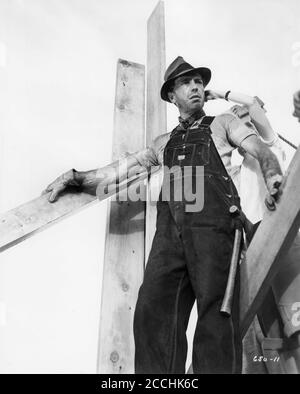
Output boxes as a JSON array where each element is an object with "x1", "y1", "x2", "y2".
[
  {"x1": 145, "y1": 0, "x2": 167, "y2": 261},
  {"x1": 240, "y1": 146, "x2": 300, "y2": 337},
  {"x1": 97, "y1": 59, "x2": 146, "y2": 373},
  {"x1": 0, "y1": 169, "x2": 153, "y2": 254},
  {"x1": 0, "y1": 192, "x2": 96, "y2": 253}
]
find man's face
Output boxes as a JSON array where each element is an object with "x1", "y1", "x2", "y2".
[{"x1": 168, "y1": 72, "x2": 205, "y2": 114}]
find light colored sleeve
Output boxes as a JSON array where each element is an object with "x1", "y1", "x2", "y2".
[
  {"x1": 132, "y1": 146, "x2": 160, "y2": 170},
  {"x1": 120, "y1": 133, "x2": 168, "y2": 181},
  {"x1": 218, "y1": 112, "x2": 258, "y2": 148},
  {"x1": 132, "y1": 133, "x2": 168, "y2": 170}
]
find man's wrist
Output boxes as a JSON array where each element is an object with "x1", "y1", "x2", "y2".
[
  {"x1": 213, "y1": 90, "x2": 226, "y2": 99},
  {"x1": 72, "y1": 168, "x2": 84, "y2": 186},
  {"x1": 224, "y1": 90, "x2": 231, "y2": 101}
]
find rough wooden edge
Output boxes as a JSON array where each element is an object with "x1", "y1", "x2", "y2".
[
  {"x1": 145, "y1": 0, "x2": 167, "y2": 262},
  {"x1": 240, "y1": 147, "x2": 300, "y2": 337},
  {"x1": 97, "y1": 59, "x2": 146, "y2": 374},
  {"x1": 0, "y1": 171, "x2": 152, "y2": 254}
]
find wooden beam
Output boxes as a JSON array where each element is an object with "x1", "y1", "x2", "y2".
[
  {"x1": 240, "y1": 147, "x2": 300, "y2": 337},
  {"x1": 145, "y1": 0, "x2": 166, "y2": 261},
  {"x1": 0, "y1": 170, "x2": 152, "y2": 254},
  {"x1": 146, "y1": 1, "x2": 166, "y2": 146},
  {"x1": 97, "y1": 59, "x2": 146, "y2": 373},
  {"x1": 0, "y1": 192, "x2": 96, "y2": 254}
]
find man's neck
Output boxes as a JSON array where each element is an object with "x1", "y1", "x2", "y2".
[{"x1": 178, "y1": 108, "x2": 205, "y2": 129}]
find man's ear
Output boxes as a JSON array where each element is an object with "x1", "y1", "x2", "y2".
[{"x1": 168, "y1": 91, "x2": 176, "y2": 105}]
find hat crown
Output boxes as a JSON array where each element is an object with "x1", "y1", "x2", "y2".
[{"x1": 164, "y1": 56, "x2": 194, "y2": 82}]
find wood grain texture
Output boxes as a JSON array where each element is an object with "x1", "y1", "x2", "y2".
[
  {"x1": 97, "y1": 59, "x2": 146, "y2": 373},
  {"x1": 146, "y1": 1, "x2": 166, "y2": 146},
  {"x1": 240, "y1": 147, "x2": 300, "y2": 337},
  {"x1": 0, "y1": 192, "x2": 96, "y2": 254},
  {"x1": 0, "y1": 170, "x2": 152, "y2": 255},
  {"x1": 145, "y1": 1, "x2": 167, "y2": 262}
]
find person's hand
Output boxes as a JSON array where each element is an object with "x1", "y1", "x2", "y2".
[
  {"x1": 42, "y1": 169, "x2": 82, "y2": 203},
  {"x1": 204, "y1": 90, "x2": 222, "y2": 101},
  {"x1": 230, "y1": 104, "x2": 249, "y2": 119},
  {"x1": 264, "y1": 174, "x2": 283, "y2": 211},
  {"x1": 293, "y1": 90, "x2": 300, "y2": 122}
]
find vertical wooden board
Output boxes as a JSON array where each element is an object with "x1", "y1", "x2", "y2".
[
  {"x1": 145, "y1": 1, "x2": 167, "y2": 261},
  {"x1": 146, "y1": 1, "x2": 166, "y2": 146},
  {"x1": 97, "y1": 59, "x2": 145, "y2": 374}
]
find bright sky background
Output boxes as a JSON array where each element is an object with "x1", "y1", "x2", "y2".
[{"x1": 0, "y1": 0, "x2": 300, "y2": 373}]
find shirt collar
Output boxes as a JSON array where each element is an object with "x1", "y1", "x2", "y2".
[{"x1": 178, "y1": 109, "x2": 205, "y2": 130}]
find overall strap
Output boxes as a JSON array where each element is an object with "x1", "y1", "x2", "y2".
[
  {"x1": 169, "y1": 125, "x2": 182, "y2": 138},
  {"x1": 198, "y1": 116, "x2": 215, "y2": 128},
  {"x1": 200, "y1": 115, "x2": 240, "y2": 205},
  {"x1": 170, "y1": 116, "x2": 215, "y2": 138},
  {"x1": 199, "y1": 115, "x2": 229, "y2": 175}
]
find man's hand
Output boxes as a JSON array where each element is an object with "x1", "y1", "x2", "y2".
[
  {"x1": 264, "y1": 173, "x2": 283, "y2": 211},
  {"x1": 42, "y1": 169, "x2": 82, "y2": 203},
  {"x1": 204, "y1": 89, "x2": 223, "y2": 101},
  {"x1": 293, "y1": 90, "x2": 300, "y2": 122},
  {"x1": 240, "y1": 135, "x2": 283, "y2": 211},
  {"x1": 230, "y1": 104, "x2": 249, "y2": 119}
]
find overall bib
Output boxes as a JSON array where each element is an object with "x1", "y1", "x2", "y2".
[{"x1": 134, "y1": 116, "x2": 242, "y2": 374}]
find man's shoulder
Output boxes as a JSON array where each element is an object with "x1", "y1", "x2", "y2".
[
  {"x1": 149, "y1": 132, "x2": 171, "y2": 164},
  {"x1": 151, "y1": 132, "x2": 171, "y2": 148},
  {"x1": 212, "y1": 111, "x2": 237, "y2": 126}
]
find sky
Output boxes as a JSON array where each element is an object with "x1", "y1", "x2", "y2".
[{"x1": 0, "y1": 0, "x2": 299, "y2": 373}]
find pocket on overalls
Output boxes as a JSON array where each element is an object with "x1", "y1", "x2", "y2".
[
  {"x1": 194, "y1": 139, "x2": 210, "y2": 166},
  {"x1": 186, "y1": 129, "x2": 211, "y2": 166},
  {"x1": 165, "y1": 144, "x2": 195, "y2": 167},
  {"x1": 165, "y1": 141, "x2": 210, "y2": 168}
]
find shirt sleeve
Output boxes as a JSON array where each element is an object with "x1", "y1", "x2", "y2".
[
  {"x1": 217, "y1": 113, "x2": 258, "y2": 148},
  {"x1": 133, "y1": 133, "x2": 170, "y2": 168},
  {"x1": 132, "y1": 145, "x2": 160, "y2": 169},
  {"x1": 129, "y1": 133, "x2": 166, "y2": 171}
]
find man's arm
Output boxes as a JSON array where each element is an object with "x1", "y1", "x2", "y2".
[
  {"x1": 240, "y1": 135, "x2": 283, "y2": 210},
  {"x1": 43, "y1": 144, "x2": 160, "y2": 203},
  {"x1": 206, "y1": 90, "x2": 276, "y2": 142},
  {"x1": 206, "y1": 89, "x2": 255, "y2": 106}
]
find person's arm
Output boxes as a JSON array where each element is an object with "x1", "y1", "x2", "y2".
[
  {"x1": 293, "y1": 90, "x2": 300, "y2": 122},
  {"x1": 206, "y1": 89, "x2": 255, "y2": 106},
  {"x1": 219, "y1": 112, "x2": 283, "y2": 210},
  {"x1": 43, "y1": 144, "x2": 160, "y2": 203},
  {"x1": 240, "y1": 134, "x2": 283, "y2": 210},
  {"x1": 206, "y1": 90, "x2": 276, "y2": 143}
]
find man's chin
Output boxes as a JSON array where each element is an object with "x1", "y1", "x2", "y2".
[{"x1": 189, "y1": 101, "x2": 203, "y2": 111}]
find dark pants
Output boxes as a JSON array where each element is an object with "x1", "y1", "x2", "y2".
[{"x1": 133, "y1": 205, "x2": 242, "y2": 374}]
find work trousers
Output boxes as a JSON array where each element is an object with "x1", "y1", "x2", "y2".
[{"x1": 133, "y1": 207, "x2": 242, "y2": 374}]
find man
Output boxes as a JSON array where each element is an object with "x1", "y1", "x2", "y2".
[{"x1": 43, "y1": 57, "x2": 283, "y2": 374}]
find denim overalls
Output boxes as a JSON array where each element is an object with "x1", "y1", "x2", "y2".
[{"x1": 134, "y1": 116, "x2": 242, "y2": 374}]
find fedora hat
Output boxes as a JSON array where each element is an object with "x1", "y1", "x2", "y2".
[{"x1": 160, "y1": 56, "x2": 211, "y2": 102}]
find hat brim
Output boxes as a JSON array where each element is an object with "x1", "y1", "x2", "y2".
[{"x1": 160, "y1": 67, "x2": 211, "y2": 102}]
